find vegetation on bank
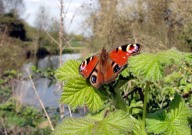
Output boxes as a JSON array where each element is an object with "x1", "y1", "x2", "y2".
[
  {"x1": 55, "y1": 48, "x2": 192, "y2": 135},
  {"x1": 0, "y1": 0, "x2": 192, "y2": 135},
  {"x1": 0, "y1": 12, "x2": 84, "y2": 72},
  {"x1": 0, "y1": 1, "x2": 84, "y2": 134}
]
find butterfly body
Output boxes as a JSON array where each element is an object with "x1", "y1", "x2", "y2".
[{"x1": 79, "y1": 44, "x2": 141, "y2": 88}]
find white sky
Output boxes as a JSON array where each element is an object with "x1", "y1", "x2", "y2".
[{"x1": 22, "y1": 0, "x2": 93, "y2": 35}]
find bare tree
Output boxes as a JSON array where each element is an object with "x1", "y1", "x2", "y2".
[
  {"x1": 92, "y1": 0, "x2": 118, "y2": 49},
  {"x1": 34, "y1": 6, "x2": 50, "y2": 32},
  {"x1": 59, "y1": 0, "x2": 64, "y2": 66},
  {"x1": 83, "y1": 0, "x2": 192, "y2": 52},
  {"x1": 58, "y1": 0, "x2": 71, "y2": 118}
]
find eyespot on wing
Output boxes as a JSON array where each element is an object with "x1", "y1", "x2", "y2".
[{"x1": 109, "y1": 43, "x2": 141, "y2": 66}]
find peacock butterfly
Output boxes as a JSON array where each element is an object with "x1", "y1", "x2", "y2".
[{"x1": 79, "y1": 44, "x2": 141, "y2": 88}]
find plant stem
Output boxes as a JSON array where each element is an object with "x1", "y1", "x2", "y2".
[
  {"x1": 142, "y1": 81, "x2": 150, "y2": 134},
  {"x1": 26, "y1": 69, "x2": 55, "y2": 131},
  {"x1": 58, "y1": 0, "x2": 72, "y2": 118},
  {"x1": 59, "y1": 0, "x2": 64, "y2": 66}
]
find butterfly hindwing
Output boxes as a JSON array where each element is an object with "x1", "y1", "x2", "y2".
[
  {"x1": 103, "y1": 59, "x2": 124, "y2": 85},
  {"x1": 79, "y1": 55, "x2": 99, "y2": 79},
  {"x1": 109, "y1": 44, "x2": 141, "y2": 66},
  {"x1": 89, "y1": 63, "x2": 103, "y2": 88}
]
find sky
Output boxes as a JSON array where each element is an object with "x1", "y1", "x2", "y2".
[{"x1": 22, "y1": 0, "x2": 93, "y2": 35}]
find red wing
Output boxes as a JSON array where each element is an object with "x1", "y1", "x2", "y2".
[
  {"x1": 103, "y1": 59, "x2": 125, "y2": 84},
  {"x1": 109, "y1": 44, "x2": 141, "y2": 66},
  {"x1": 79, "y1": 55, "x2": 99, "y2": 79},
  {"x1": 88, "y1": 59, "x2": 124, "y2": 88},
  {"x1": 89, "y1": 64, "x2": 104, "y2": 89}
]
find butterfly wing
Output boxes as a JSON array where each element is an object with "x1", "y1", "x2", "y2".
[
  {"x1": 109, "y1": 44, "x2": 141, "y2": 66},
  {"x1": 103, "y1": 58, "x2": 125, "y2": 85},
  {"x1": 79, "y1": 55, "x2": 99, "y2": 79},
  {"x1": 89, "y1": 63, "x2": 104, "y2": 88},
  {"x1": 79, "y1": 44, "x2": 141, "y2": 89},
  {"x1": 88, "y1": 54, "x2": 126, "y2": 88},
  {"x1": 88, "y1": 59, "x2": 124, "y2": 88},
  {"x1": 102, "y1": 43, "x2": 141, "y2": 85}
]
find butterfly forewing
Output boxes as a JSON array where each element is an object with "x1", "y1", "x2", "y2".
[
  {"x1": 109, "y1": 44, "x2": 141, "y2": 66},
  {"x1": 79, "y1": 55, "x2": 99, "y2": 79}
]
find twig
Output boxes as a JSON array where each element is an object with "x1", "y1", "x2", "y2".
[
  {"x1": 123, "y1": 87, "x2": 144, "y2": 102},
  {"x1": 0, "y1": 26, "x2": 7, "y2": 47},
  {"x1": 26, "y1": 69, "x2": 54, "y2": 131},
  {"x1": 68, "y1": 105, "x2": 72, "y2": 117},
  {"x1": 59, "y1": 0, "x2": 64, "y2": 66},
  {"x1": 46, "y1": 31, "x2": 60, "y2": 45},
  {"x1": 66, "y1": 8, "x2": 78, "y2": 33},
  {"x1": 59, "y1": 0, "x2": 73, "y2": 118}
]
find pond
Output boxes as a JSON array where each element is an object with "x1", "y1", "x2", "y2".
[{"x1": 13, "y1": 53, "x2": 82, "y2": 116}]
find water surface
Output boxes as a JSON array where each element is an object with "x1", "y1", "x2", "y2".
[{"x1": 14, "y1": 54, "x2": 81, "y2": 115}]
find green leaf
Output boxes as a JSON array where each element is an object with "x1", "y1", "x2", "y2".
[
  {"x1": 129, "y1": 53, "x2": 163, "y2": 81},
  {"x1": 86, "y1": 109, "x2": 107, "y2": 121},
  {"x1": 157, "y1": 48, "x2": 183, "y2": 64},
  {"x1": 60, "y1": 76, "x2": 88, "y2": 107},
  {"x1": 56, "y1": 60, "x2": 104, "y2": 112},
  {"x1": 53, "y1": 118, "x2": 95, "y2": 135},
  {"x1": 55, "y1": 60, "x2": 81, "y2": 82},
  {"x1": 61, "y1": 76, "x2": 104, "y2": 112},
  {"x1": 129, "y1": 49, "x2": 184, "y2": 82},
  {"x1": 121, "y1": 68, "x2": 130, "y2": 78},
  {"x1": 95, "y1": 110, "x2": 133, "y2": 135},
  {"x1": 168, "y1": 94, "x2": 191, "y2": 124},
  {"x1": 131, "y1": 116, "x2": 146, "y2": 135},
  {"x1": 146, "y1": 110, "x2": 168, "y2": 134},
  {"x1": 85, "y1": 88, "x2": 105, "y2": 112},
  {"x1": 53, "y1": 110, "x2": 133, "y2": 135},
  {"x1": 146, "y1": 94, "x2": 192, "y2": 135}
]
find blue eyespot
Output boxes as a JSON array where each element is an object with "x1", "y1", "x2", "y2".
[{"x1": 113, "y1": 64, "x2": 122, "y2": 73}]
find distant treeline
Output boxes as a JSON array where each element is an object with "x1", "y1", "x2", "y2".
[{"x1": 0, "y1": 12, "x2": 27, "y2": 41}]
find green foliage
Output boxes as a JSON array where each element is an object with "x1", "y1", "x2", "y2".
[
  {"x1": 146, "y1": 94, "x2": 192, "y2": 135},
  {"x1": 0, "y1": 69, "x2": 54, "y2": 134},
  {"x1": 0, "y1": 70, "x2": 21, "y2": 103},
  {"x1": 0, "y1": 99, "x2": 51, "y2": 134},
  {"x1": 129, "y1": 49, "x2": 184, "y2": 82},
  {"x1": 94, "y1": 110, "x2": 133, "y2": 135},
  {"x1": 55, "y1": 48, "x2": 192, "y2": 135},
  {"x1": 32, "y1": 66, "x2": 56, "y2": 86},
  {"x1": 131, "y1": 116, "x2": 147, "y2": 135},
  {"x1": 3, "y1": 69, "x2": 18, "y2": 78},
  {"x1": 54, "y1": 117, "x2": 95, "y2": 135},
  {"x1": 55, "y1": 60, "x2": 105, "y2": 112},
  {"x1": 55, "y1": 60, "x2": 81, "y2": 82},
  {"x1": 53, "y1": 110, "x2": 133, "y2": 135}
]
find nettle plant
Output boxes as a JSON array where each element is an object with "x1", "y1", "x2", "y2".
[{"x1": 54, "y1": 48, "x2": 192, "y2": 135}]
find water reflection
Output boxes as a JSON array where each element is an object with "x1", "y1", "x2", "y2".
[
  {"x1": 38, "y1": 54, "x2": 80, "y2": 69},
  {"x1": 14, "y1": 54, "x2": 81, "y2": 115}
]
